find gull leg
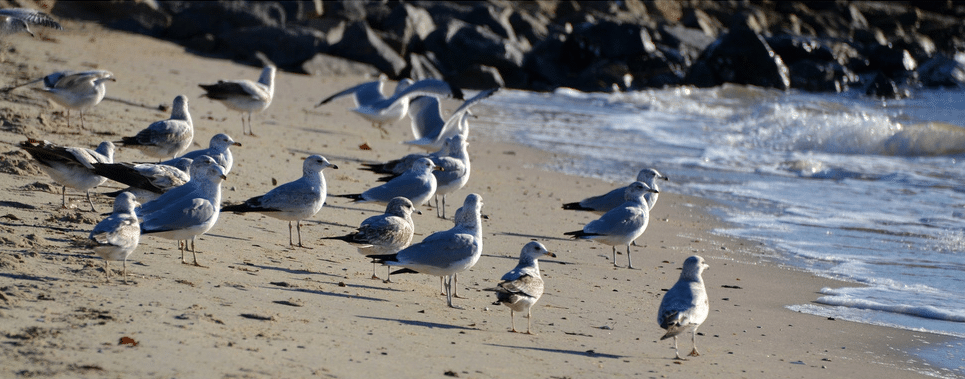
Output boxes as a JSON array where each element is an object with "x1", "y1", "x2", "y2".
[
  {"x1": 288, "y1": 221, "x2": 294, "y2": 246},
  {"x1": 190, "y1": 236, "x2": 206, "y2": 267},
  {"x1": 296, "y1": 220, "x2": 304, "y2": 248},
  {"x1": 104, "y1": 260, "x2": 111, "y2": 282},
  {"x1": 435, "y1": 195, "x2": 441, "y2": 218},
  {"x1": 66, "y1": 109, "x2": 70, "y2": 128},
  {"x1": 122, "y1": 258, "x2": 129, "y2": 284},
  {"x1": 445, "y1": 275, "x2": 462, "y2": 309},
  {"x1": 626, "y1": 244, "x2": 635, "y2": 269},
  {"x1": 612, "y1": 246, "x2": 619, "y2": 267},
  {"x1": 439, "y1": 276, "x2": 446, "y2": 295},
  {"x1": 510, "y1": 310, "x2": 518, "y2": 333},
  {"x1": 61, "y1": 186, "x2": 67, "y2": 208},
  {"x1": 453, "y1": 273, "x2": 467, "y2": 299},
  {"x1": 180, "y1": 240, "x2": 187, "y2": 264},
  {"x1": 441, "y1": 195, "x2": 446, "y2": 219},
  {"x1": 371, "y1": 262, "x2": 380, "y2": 280},
  {"x1": 86, "y1": 190, "x2": 97, "y2": 212},
  {"x1": 672, "y1": 336, "x2": 685, "y2": 360},
  {"x1": 526, "y1": 309, "x2": 535, "y2": 335},
  {"x1": 688, "y1": 330, "x2": 701, "y2": 357}
]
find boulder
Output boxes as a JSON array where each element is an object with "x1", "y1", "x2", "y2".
[
  {"x1": 685, "y1": 29, "x2": 790, "y2": 90},
  {"x1": 218, "y1": 26, "x2": 323, "y2": 69},
  {"x1": 328, "y1": 21, "x2": 407, "y2": 78}
]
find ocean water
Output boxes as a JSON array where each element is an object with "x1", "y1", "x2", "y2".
[{"x1": 473, "y1": 84, "x2": 965, "y2": 375}]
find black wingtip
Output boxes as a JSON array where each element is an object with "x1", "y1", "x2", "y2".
[
  {"x1": 333, "y1": 193, "x2": 365, "y2": 201},
  {"x1": 449, "y1": 83, "x2": 464, "y2": 100},
  {"x1": 366, "y1": 253, "x2": 399, "y2": 264},
  {"x1": 563, "y1": 230, "x2": 592, "y2": 239},
  {"x1": 389, "y1": 268, "x2": 420, "y2": 275}
]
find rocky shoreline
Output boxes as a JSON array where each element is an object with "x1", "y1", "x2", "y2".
[{"x1": 55, "y1": 1, "x2": 965, "y2": 97}]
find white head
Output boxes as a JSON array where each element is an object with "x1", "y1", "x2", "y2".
[
  {"x1": 454, "y1": 193, "x2": 483, "y2": 228},
  {"x1": 385, "y1": 196, "x2": 418, "y2": 217},
  {"x1": 636, "y1": 168, "x2": 669, "y2": 186},
  {"x1": 680, "y1": 255, "x2": 709, "y2": 282},
  {"x1": 410, "y1": 157, "x2": 437, "y2": 173},
  {"x1": 303, "y1": 155, "x2": 337, "y2": 174},
  {"x1": 519, "y1": 241, "x2": 556, "y2": 262},
  {"x1": 624, "y1": 181, "x2": 658, "y2": 202},
  {"x1": 113, "y1": 192, "x2": 139, "y2": 214},
  {"x1": 210, "y1": 133, "x2": 240, "y2": 150}
]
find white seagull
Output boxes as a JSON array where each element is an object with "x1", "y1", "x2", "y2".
[
  {"x1": 140, "y1": 156, "x2": 227, "y2": 267},
  {"x1": 322, "y1": 196, "x2": 419, "y2": 280},
  {"x1": 88, "y1": 192, "x2": 140, "y2": 283},
  {"x1": 564, "y1": 181, "x2": 658, "y2": 269},
  {"x1": 492, "y1": 241, "x2": 556, "y2": 334},
  {"x1": 20, "y1": 139, "x2": 114, "y2": 211},
  {"x1": 334, "y1": 157, "x2": 439, "y2": 207},
  {"x1": 563, "y1": 168, "x2": 669, "y2": 214},
  {"x1": 32, "y1": 70, "x2": 115, "y2": 128},
  {"x1": 118, "y1": 95, "x2": 193, "y2": 160},
  {"x1": 369, "y1": 193, "x2": 483, "y2": 308},
  {"x1": 162, "y1": 133, "x2": 240, "y2": 174},
  {"x1": 221, "y1": 155, "x2": 337, "y2": 247},
  {"x1": 403, "y1": 87, "x2": 497, "y2": 151},
  {"x1": 94, "y1": 157, "x2": 192, "y2": 203},
  {"x1": 199, "y1": 65, "x2": 275, "y2": 136},
  {"x1": 316, "y1": 77, "x2": 463, "y2": 133},
  {"x1": 658, "y1": 255, "x2": 710, "y2": 360}
]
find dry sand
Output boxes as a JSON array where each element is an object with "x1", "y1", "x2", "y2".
[{"x1": 0, "y1": 21, "x2": 952, "y2": 379}]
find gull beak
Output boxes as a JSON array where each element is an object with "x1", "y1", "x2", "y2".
[
  {"x1": 233, "y1": 142, "x2": 242, "y2": 147},
  {"x1": 433, "y1": 166, "x2": 444, "y2": 172},
  {"x1": 545, "y1": 251, "x2": 557, "y2": 258},
  {"x1": 221, "y1": 174, "x2": 228, "y2": 180},
  {"x1": 331, "y1": 164, "x2": 339, "y2": 170},
  {"x1": 662, "y1": 175, "x2": 670, "y2": 181},
  {"x1": 414, "y1": 209, "x2": 423, "y2": 215}
]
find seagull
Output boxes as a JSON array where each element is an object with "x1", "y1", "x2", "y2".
[
  {"x1": 316, "y1": 77, "x2": 463, "y2": 134},
  {"x1": 333, "y1": 157, "x2": 439, "y2": 207},
  {"x1": 0, "y1": 8, "x2": 62, "y2": 37},
  {"x1": 377, "y1": 134, "x2": 470, "y2": 219},
  {"x1": 118, "y1": 95, "x2": 193, "y2": 161},
  {"x1": 93, "y1": 157, "x2": 192, "y2": 203},
  {"x1": 222, "y1": 155, "x2": 337, "y2": 247},
  {"x1": 32, "y1": 70, "x2": 115, "y2": 128},
  {"x1": 88, "y1": 192, "x2": 140, "y2": 284},
  {"x1": 199, "y1": 65, "x2": 275, "y2": 136},
  {"x1": 20, "y1": 139, "x2": 114, "y2": 211},
  {"x1": 162, "y1": 133, "x2": 240, "y2": 174},
  {"x1": 563, "y1": 168, "x2": 669, "y2": 214},
  {"x1": 368, "y1": 193, "x2": 483, "y2": 308},
  {"x1": 140, "y1": 156, "x2": 227, "y2": 267},
  {"x1": 403, "y1": 87, "x2": 497, "y2": 151},
  {"x1": 564, "y1": 181, "x2": 658, "y2": 269},
  {"x1": 136, "y1": 156, "x2": 219, "y2": 217},
  {"x1": 491, "y1": 241, "x2": 556, "y2": 334},
  {"x1": 321, "y1": 196, "x2": 419, "y2": 280},
  {"x1": 658, "y1": 255, "x2": 710, "y2": 360}
]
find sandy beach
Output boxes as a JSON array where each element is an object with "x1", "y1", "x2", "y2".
[{"x1": 0, "y1": 20, "x2": 954, "y2": 378}]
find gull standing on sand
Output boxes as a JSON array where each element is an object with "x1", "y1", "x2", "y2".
[
  {"x1": 199, "y1": 65, "x2": 275, "y2": 136},
  {"x1": 367, "y1": 134, "x2": 470, "y2": 219},
  {"x1": 491, "y1": 241, "x2": 556, "y2": 334},
  {"x1": 118, "y1": 95, "x2": 193, "y2": 160},
  {"x1": 322, "y1": 197, "x2": 419, "y2": 280},
  {"x1": 20, "y1": 139, "x2": 114, "y2": 211},
  {"x1": 33, "y1": 70, "x2": 115, "y2": 128},
  {"x1": 369, "y1": 193, "x2": 483, "y2": 308},
  {"x1": 222, "y1": 155, "x2": 337, "y2": 247},
  {"x1": 563, "y1": 168, "x2": 669, "y2": 214},
  {"x1": 88, "y1": 192, "x2": 140, "y2": 283},
  {"x1": 163, "y1": 133, "x2": 240, "y2": 174},
  {"x1": 94, "y1": 157, "x2": 192, "y2": 203},
  {"x1": 334, "y1": 157, "x2": 439, "y2": 207},
  {"x1": 315, "y1": 77, "x2": 463, "y2": 134},
  {"x1": 140, "y1": 157, "x2": 227, "y2": 267},
  {"x1": 564, "y1": 181, "x2": 658, "y2": 269},
  {"x1": 403, "y1": 87, "x2": 497, "y2": 151},
  {"x1": 0, "y1": 8, "x2": 62, "y2": 36},
  {"x1": 658, "y1": 255, "x2": 710, "y2": 360}
]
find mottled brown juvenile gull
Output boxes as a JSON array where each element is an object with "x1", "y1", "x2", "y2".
[
  {"x1": 89, "y1": 192, "x2": 140, "y2": 283},
  {"x1": 222, "y1": 155, "x2": 337, "y2": 247},
  {"x1": 368, "y1": 193, "x2": 483, "y2": 308},
  {"x1": 322, "y1": 197, "x2": 418, "y2": 280},
  {"x1": 491, "y1": 241, "x2": 556, "y2": 334},
  {"x1": 563, "y1": 168, "x2": 668, "y2": 214},
  {"x1": 20, "y1": 139, "x2": 114, "y2": 211},
  {"x1": 118, "y1": 95, "x2": 193, "y2": 160},
  {"x1": 658, "y1": 255, "x2": 710, "y2": 360},
  {"x1": 199, "y1": 65, "x2": 275, "y2": 136},
  {"x1": 33, "y1": 70, "x2": 115, "y2": 128},
  {"x1": 564, "y1": 181, "x2": 658, "y2": 269}
]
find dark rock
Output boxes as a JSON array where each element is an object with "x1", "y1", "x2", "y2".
[
  {"x1": 865, "y1": 71, "x2": 910, "y2": 99},
  {"x1": 424, "y1": 18, "x2": 526, "y2": 88},
  {"x1": 657, "y1": 24, "x2": 716, "y2": 64},
  {"x1": 508, "y1": 8, "x2": 551, "y2": 46},
  {"x1": 680, "y1": 8, "x2": 723, "y2": 38},
  {"x1": 766, "y1": 35, "x2": 835, "y2": 65},
  {"x1": 570, "y1": 21, "x2": 657, "y2": 59},
  {"x1": 917, "y1": 54, "x2": 965, "y2": 88},
  {"x1": 51, "y1": 1, "x2": 171, "y2": 36},
  {"x1": 182, "y1": 33, "x2": 218, "y2": 54},
  {"x1": 161, "y1": 2, "x2": 285, "y2": 40},
  {"x1": 302, "y1": 53, "x2": 381, "y2": 77},
  {"x1": 464, "y1": 4, "x2": 516, "y2": 41},
  {"x1": 448, "y1": 64, "x2": 506, "y2": 90},
  {"x1": 218, "y1": 26, "x2": 323, "y2": 69},
  {"x1": 329, "y1": 21, "x2": 407, "y2": 78},
  {"x1": 407, "y1": 53, "x2": 445, "y2": 81},
  {"x1": 788, "y1": 60, "x2": 857, "y2": 92},
  {"x1": 685, "y1": 29, "x2": 790, "y2": 90},
  {"x1": 866, "y1": 44, "x2": 917, "y2": 74},
  {"x1": 381, "y1": 3, "x2": 436, "y2": 55}
]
